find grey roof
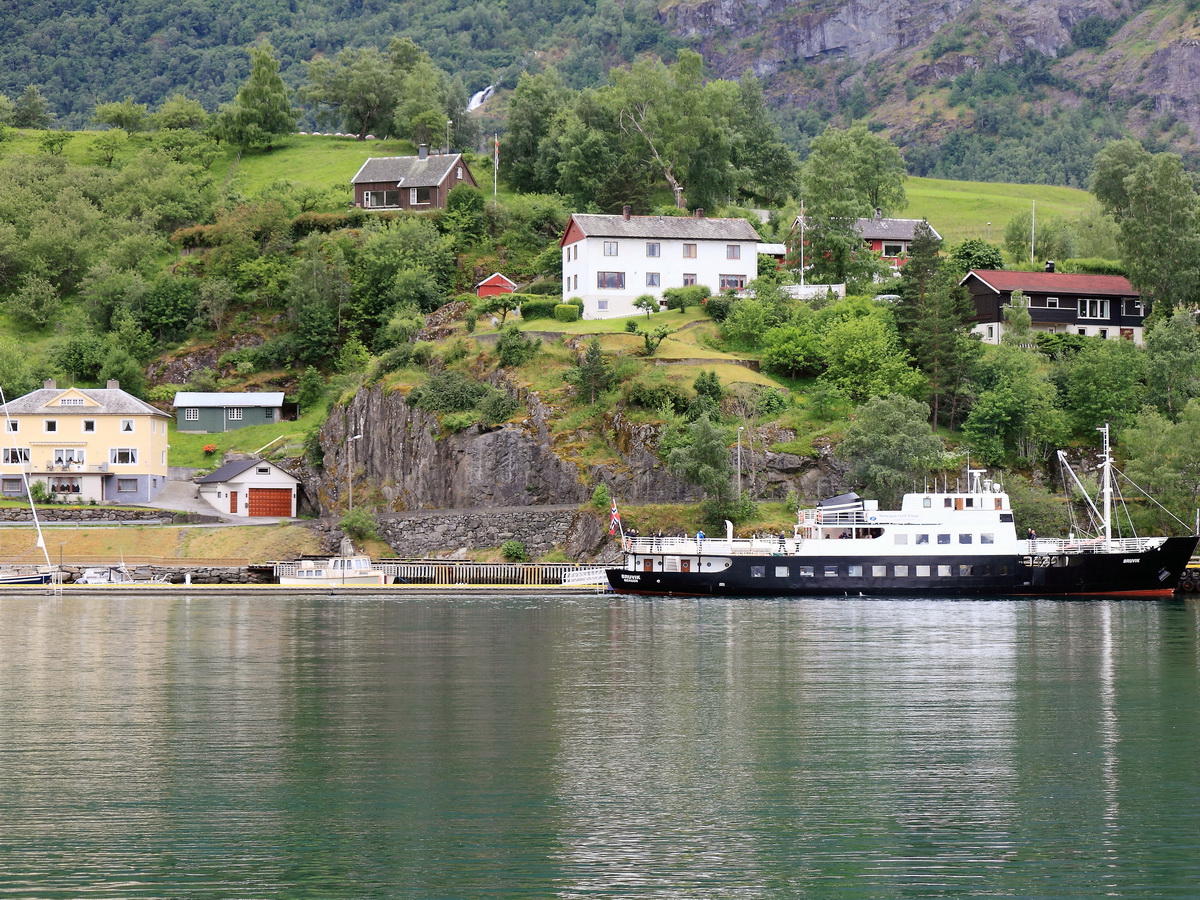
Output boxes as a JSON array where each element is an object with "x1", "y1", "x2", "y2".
[
  {"x1": 853, "y1": 216, "x2": 941, "y2": 242},
  {"x1": 173, "y1": 392, "x2": 285, "y2": 408},
  {"x1": 196, "y1": 457, "x2": 298, "y2": 484},
  {"x1": 350, "y1": 154, "x2": 466, "y2": 187},
  {"x1": 0, "y1": 387, "x2": 168, "y2": 417},
  {"x1": 568, "y1": 213, "x2": 761, "y2": 242}
]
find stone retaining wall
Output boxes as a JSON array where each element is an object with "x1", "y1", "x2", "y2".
[
  {"x1": 372, "y1": 507, "x2": 579, "y2": 556},
  {"x1": 0, "y1": 507, "x2": 170, "y2": 523},
  {"x1": 58, "y1": 564, "x2": 270, "y2": 585}
]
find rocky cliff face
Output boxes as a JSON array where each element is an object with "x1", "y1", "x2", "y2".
[{"x1": 305, "y1": 384, "x2": 848, "y2": 518}]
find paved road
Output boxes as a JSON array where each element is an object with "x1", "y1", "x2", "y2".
[{"x1": 139, "y1": 479, "x2": 296, "y2": 526}]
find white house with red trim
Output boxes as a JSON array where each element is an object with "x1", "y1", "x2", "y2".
[{"x1": 560, "y1": 210, "x2": 761, "y2": 319}]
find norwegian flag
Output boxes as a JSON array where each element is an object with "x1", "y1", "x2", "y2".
[{"x1": 608, "y1": 499, "x2": 622, "y2": 536}]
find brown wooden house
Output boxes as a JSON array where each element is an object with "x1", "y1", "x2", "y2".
[
  {"x1": 351, "y1": 145, "x2": 477, "y2": 211},
  {"x1": 962, "y1": 266, "x2": 1148, "y2": 344}
]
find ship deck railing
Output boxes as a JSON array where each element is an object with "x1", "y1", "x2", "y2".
[
  {"x1": 1026, "y1": 536, "x2": 1166, "y2": 554},
  {"x1": 625, "y1": 536, "x2": 794, "y2": 556}
]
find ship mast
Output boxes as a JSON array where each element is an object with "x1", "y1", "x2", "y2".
[{"x1": 1099, "y1": 423, "x2": 1112, "y2": 548}]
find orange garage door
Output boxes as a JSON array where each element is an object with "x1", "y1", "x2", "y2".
[{"x1": 247, "y1": 488, "x2": 292, "y2": 517}]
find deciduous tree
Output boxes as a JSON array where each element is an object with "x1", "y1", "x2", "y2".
[{"x1": 837, "y1": 394, "x2": 945, "y2": 508}]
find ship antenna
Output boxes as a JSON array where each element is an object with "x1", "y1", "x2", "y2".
[{"x1": 1098, "y1": 423, "x2": 1112, "y2": 548}]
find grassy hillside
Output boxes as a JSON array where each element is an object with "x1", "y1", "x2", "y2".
[{"x1": 905, "y1": 176, "x2": 1093, "y2": 246}]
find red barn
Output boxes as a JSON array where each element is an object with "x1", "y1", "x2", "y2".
[{"x1": 476, "y1": 272, "x2": 518, "y2": 298}]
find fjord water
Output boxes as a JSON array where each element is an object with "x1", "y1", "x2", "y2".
[{"x1": 2, "y1": 595, "x2": 1198, "y2": 898}]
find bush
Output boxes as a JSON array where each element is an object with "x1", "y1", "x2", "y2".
[
  {"x1": 592, "y1": 483, "x2": 611, "y2": 511},
  {"x1": 500, "y1": 540, "x2": 530, "y2": 562},
  {"x1": 554, "y1": 303, "x2": 580, "y2": 322},
  {"x1": 377, "y1": 343, "x2": 415, "y2": 374},
  {"x1": 478, "y1": 389, "x2": 520, "y2": 424},
  {"x1": 625, "y1": 320, "x2": 639, "y2": 333},
  {"x1": 663, "y1": 285, "x2": 709, "y2": 311},
  {"x1": 520, "y1": 299, "x2": 560, "y2": 320},
  {"x1": 411, "y1": 370, "x2": 488, "y2": 412},
  {"x1": 290, "y1": 209, "x2": 371, "y2": 237},
  {"x1": 464, "y1": 311, "x2": 477, "y2": 332},
  {"x1": 704, "y1": 294, "x2": 734, "y2": 322},
  {"x1": 339, "y1": 506, "x2": 381, "y2": 543},
  {"x1": 524, "y1": 280, "x2": 562, "y2": 295},
  {"x1": 624, "y1": 377, "x2": 689, "y2": 412},
  {"x1": 29, "y1": 480, "x2": 51, "y2": 504},
  {"x1": 496, "y1": 325, "x2": 540, "y2": 367},
  {"x1": 1059, "y1": 257, "x2": 1127, "y2": 276}
]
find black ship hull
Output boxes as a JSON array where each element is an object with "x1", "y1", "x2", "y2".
[{"x1": 606, "y1": 536, "x2": 1199, "y2": 598}]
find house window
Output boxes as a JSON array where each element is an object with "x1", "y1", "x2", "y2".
[
  {"x1": 646, "y1": 272, "x2": 660, "y2": 287},
  {"x1": 573, "y1": 274, "x2": 578, "y2": 290},
  {"x1": 573, "y1": 245, "x2": 578, "y2": 260},
  {"x1": 44, "y1": 420, "x2": 57, "y2": 433},
  {"x1": 1099, "y1": 328, "x2": 1108, "y2": 339},
  {"x1": 59, "y1": 397, "x2": 84, "y2": 406},
  {"x1": 228, "y1": 408, "x2": 243, "y2": 421},
  {"x1": 682, "y1": 273, "x2": 697, "y2": 286},
  {"x1": 117, "y1": 478, "x2": 138, "y2": 492},
  {"x1": 4, "y1": 420, "x2": 16, "y2": 433},
  {"x1": 719, "y1": 274, "x2": 746, "y2": 291},
  {"x1": 597, "y1": 300, "x2": 609, "y2": 311},
  {"x1": 409, "y1": 187, "x2": 431, "y2": 205},
  {"x1": 1079, "y1": 298, "x2": 1109, "y2": 319},
  {"x1": 1, "y1": 478, "x2": 22, "y2": 492},
  {"x1": 52, "y1": 449, "x2": 84, "y2": 465},
  {"x1": 603, "y1": 241, "x2": 618, "y2": 256},
  {"x1": 364, "y1": 190, "x2": 399, "y2": 208},
  {"x1": 257, "y1": 467, "x2": 271, "y2": 475},
  {"x1": 185, "y1": 408, "x2": 199, "y2": 421},
  {"x1": 1045, "y1": 296, "x2": 1059, "y2": 308},
  {"x1": 82, "y1": 420, "x2": 95, "y2": 433},
  {"x1": 2, "y1": 448, "x2": 30, "y2": 464},
  {"x1": 882, "y1": 242, "x2": 905, "y2": 257},
  {"x1": 564, "y1": 249, "x2": 570, "y2": 265},
  {"x1": 726, "y1": 244, "x2": 741, "y2": 259},
  {"x1": 456, "y1": 166, "x2": 463, "y2": 180},
  {"x1": 50, "y1": 476, "x2": 81, "y2": 494},
  {"x1": 597, "y1": 272, "x2": 625, "y2": 289},
  {"x1": 121, "y1": 419, "x2": 134, "y2": 432},
  {"x1": 646, "y1": 242, "x2": 660, "y2": 257},
  {"x1": 682, "y1": 243, "x2": 697, "y2": 258},
  {"x1": 987, "y1": 325, "x2": 995, "y2": 340},
  {"x1": 110, "y1": 448, "x2": 138, "y2": 465},
  {"x1": 1124, "y1": 299, "x2": 1145, "y2": 317}
]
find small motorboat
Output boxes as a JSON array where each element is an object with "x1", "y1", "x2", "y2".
[{"x1": 277, "y1": 556, "x2": 390, "y2": 586}]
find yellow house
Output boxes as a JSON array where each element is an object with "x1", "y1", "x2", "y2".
[{"x1": 0, "y1": 379, "x2": 171, "y2": 503}]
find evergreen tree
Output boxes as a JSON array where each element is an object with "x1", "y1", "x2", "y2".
[
  {"x1": 565, "y1": 338, "x2": 613, "y2": 403},
  {"x1": 214, "y1": 42, "x2": 297, "y2": 150},
  {"x1": 896, "y1": 221, "x2": 980, "y2": 425},
  {"x1": 1001, "y1": 289, "x2": 1034, "y2": 346},
  {"x1": 13, "y1": 86, "x2": 52, "y2": 129},
  {"x1": 668, "y1": 414, "x2": 733, "y2": 503}
]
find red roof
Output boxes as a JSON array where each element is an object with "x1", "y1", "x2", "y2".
[{"x1": 963, "y1": 270, "x2": 1136, "y2": 296}]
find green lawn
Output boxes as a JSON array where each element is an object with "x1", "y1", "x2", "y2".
[
  {"x1": 906, "y1": 175, "x2": 1094, "y2": 246},
  {"x1": 169, "y1": 405, "x2": 325, "y2": 469}
]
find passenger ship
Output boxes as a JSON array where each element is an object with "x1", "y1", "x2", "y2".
[{"x1": 606, "y1": 434, "x2": 1197, "y2": 598}]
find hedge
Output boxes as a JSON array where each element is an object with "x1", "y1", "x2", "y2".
[{"x1": 554, "y1": 303, "x2": 581, "y2": 322}]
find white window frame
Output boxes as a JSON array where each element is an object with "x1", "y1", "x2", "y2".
[
  {"x1": 646, "y1": 272, "x2": 660, "y2": 287},
  {"x1": 597, "y1": 299, "x2": 609, "y2": 311},
  {"x1": 2, "y1": 448, "x2": 30, "y2": 464},
  {"x1": 82, "y1": 420, "x2": 95, "y2": 433},
  {"x1": 646, "y1": 242, "x2": 660, "y2": 257},
  {"x1": 52, "y1": 448, "x2": 84, "y2": 465},
  {"x1": 1078, "y1": 298, "x2": 1109, "y2": 319},
  {"x1": 603, "y1": 241, "x2": 619, "y2": 257},
  {"x1": 228, "y1": 408, "x2": 243, "y2": 421},
  {"x1": 59, "y1": 397, "x2": 85, "y2": 406},
  {"x1": 117, "y1": 478, "x2": 138, "y2": 492},
  {"x1": 121, "y1": 419, "x2": 134, "y2": 433},
  {"x1": 4, "y1": 420, "x2": 16, "y2": 433},
  {"x1": 409, "y1": 186, "x2": 431, "y2": 205},
  {"x1": 184, "y1": 408, "x2": 199, "y2": 421},
  {"x1": 881, "y1": 242, "x2": 905, "y2": 257},
  {"x1": 110, "y1": 448, "x2": 138, "y2": 465},
  {"x1": 44, "y1": 420, "x2": 57, "y2": 433},
  {"x1": 1045, "y1": 296, "x2": 1059, "y2": 309}
]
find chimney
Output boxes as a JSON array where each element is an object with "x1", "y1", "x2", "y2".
[
  {"x1": 694, "y1": 208, "x2": 704, "y2": 218},
  {"x1": 1045, "y1": 260, "x2": 1055, "y2": 273},
  {"x1": 622, "y1": 205, "x2": 632, "y2": 220},
  {"x1": 44, "y1": 378, "x2": 56, "y2": 390},
  {"x1": 106, "y1": 380, "x2": 120, "y2": 390},
  {"x1": 875, "y1": 207, "x2": 883, "y2": 219},
  {"x1": 418, "y1": 143, "x2": 428, "y2": 160}
]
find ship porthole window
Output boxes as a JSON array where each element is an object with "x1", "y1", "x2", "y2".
[{"x1": 923, "y1": 497, "x2": 932, "y2": 508}]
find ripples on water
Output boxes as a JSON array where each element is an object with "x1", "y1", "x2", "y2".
[{"x1": 1, "y1": 595, "x2": 1198, "y2": 898}]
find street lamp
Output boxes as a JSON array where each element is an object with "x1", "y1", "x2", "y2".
[
  {"x1": 987, "y1": 221, "x2": 992, "y2": 241},
  {"x1": 347, "y1": 433, "x2": 363, "y2": 510},
  {"x1": 737, "y1": 426, "x2": 745, "y2": 496}
]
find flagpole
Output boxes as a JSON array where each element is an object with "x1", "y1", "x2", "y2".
[{"x1": 493, "y1": 133, "x2": 498, "y2": 199}]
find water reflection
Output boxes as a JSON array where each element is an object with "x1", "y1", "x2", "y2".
[{"x1": 0, "y1": 595, "x2": 1197, "y2": 898}]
